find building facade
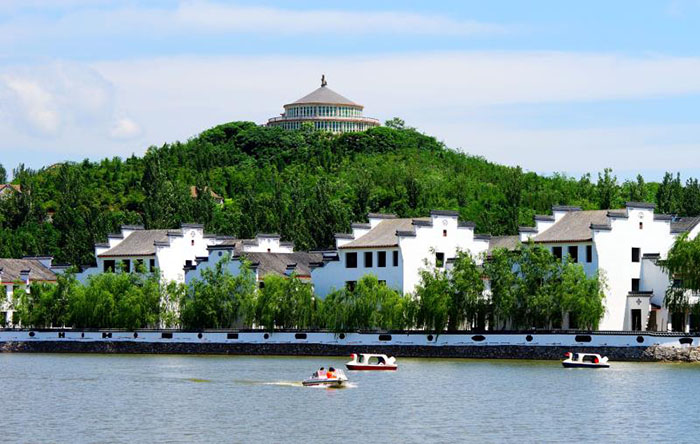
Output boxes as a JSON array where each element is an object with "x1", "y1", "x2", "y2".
[
  {"x1": 266, "y1": 76, "x2": 380, "y2": 133},
  {"x1": 0, "y1": 257, "x2": 59, "y2": 326},
  {"x1": 520, "y1": 203, "x2": 700, "y2": 332},
  {"x1": 311, "y1": 210, "x2": 490, "y2": 298},
  {"x1": 185, "y1": 234, "x2": 320, "y2": 286},
  {"x1": 77, "y1": 224, "x2": 221, "y2": 284}
]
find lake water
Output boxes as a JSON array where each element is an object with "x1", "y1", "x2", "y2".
[{"x1": 1, "y1": 353, "x2": 699, "y2": 443}]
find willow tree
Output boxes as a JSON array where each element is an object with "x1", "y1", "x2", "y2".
[{"x1": 659, "y1": 233, "x2": 700, "y2": 316}]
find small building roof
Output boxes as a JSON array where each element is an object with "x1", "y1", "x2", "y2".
[
  {"x1": 488, "y1": 235, "x2": 520, "y2": 253},
  {"x1": 339, "y1": 218, "x2": 416, "y2": 249},
  {"x1": 288, "y1": 85, "x2": 359, "y2": 107},
  {"x1": 534, "y1": 210, "x2": 609, "y2": 243},
  {"x1": 671, "y1": 216, "x2": 700, "y2": 234},
  {"x1": 243, "y1": 252, "x2": 323, "y2": 279},
  {"x1": 0, "y1": 258, "x2": 56, "y2": 283},
  {"x1": 98, "y1": 230, "x2": 170, "y2": 257}
]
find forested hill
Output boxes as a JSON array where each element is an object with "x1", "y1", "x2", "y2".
[{"x1": 1, "y1": 120, "x2": 699, "y2": 267}]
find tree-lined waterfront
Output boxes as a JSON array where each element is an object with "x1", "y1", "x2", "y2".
[{"x1": 13, "y1": 243, "x2": 606, "y2": 332}]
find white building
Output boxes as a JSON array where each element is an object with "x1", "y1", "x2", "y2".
[
  {"x1": 519, "y1": 203, "x2": 700, "y2": 332},
  {"x1": 0, "y1": 257, "x2": 59, "y2": 326},
  {"x1": 185, "y1": 234, "x2": 320, "y2": 286},
  {"x1": 77, "y1": 224, "x2": 220, "y2": 284},
  {"x1": 311, "y1": 211, "x2": 490, "y2": 297}
]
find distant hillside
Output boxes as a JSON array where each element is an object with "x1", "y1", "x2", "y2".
[{"x1": 1, "y1": 120, "x2": 698, "y2": 266}]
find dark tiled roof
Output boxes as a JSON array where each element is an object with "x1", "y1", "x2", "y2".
[
  {"x1": 98, "y1": 230, "x2": 170, "y2": 257},
  {"x1": 340, "y1": 218, "x2": 415, "y2": 249},
  {"x1": 671, "y1": 216, "x2": 700, "y2": 234},
  {"x1": 626, "y1": 201, "x2": 656, "y2": 209},
  {"x1": 430, "y1": 210, "x2": 459, "y2": 217},
  {"x1": 488, "y1": 235, "x2": 520, "y2": 253},
  {"x1": 367, "y1": 213, "x2": 397, "y2": 219},
  {"x1": 243, "y1": 252, "x2": 323, "y2": 278},
  {"x1": 519, "y1": 226, "x2": 538, "y2": 233},
  {"x1": 552, "y1": 205, "x2": 582, "y2": 212},
  {"x1": 0, "y1": 259, "x2": 56, "y2": 283},
  {"x1": 534, "y1": 215, "x2": 555, "y2": 222},
  {"x1": 534, "y1": 210, "x2": 609, "y2": 243}
]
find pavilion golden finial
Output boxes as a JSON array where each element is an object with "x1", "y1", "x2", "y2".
[{"x1": 321, "y1": 74, "x2": 327, "y2": 87}]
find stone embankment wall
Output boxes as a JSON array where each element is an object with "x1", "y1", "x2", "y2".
[
  {"x1": 0, "y1": 340, "x2": 653, "y2": 361},
  {"x1": 643, "y1": 345, "x2": 700, "y2": 362}
]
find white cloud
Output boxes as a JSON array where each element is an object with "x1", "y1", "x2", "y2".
[
  {"x1": 0, "y1": 0, "x2": 506, "y2": 47},
  {"x1": 109, "y1": 117, "x2": 142, "y2": 140},
  {"x1": 1, "y1": 76, "x2": 60, "y2": 135},
  {"x1": 1, "y1": 51, "x2": 700, "y2": 175},
  {"x1": 0, "y1": 62, "x2": 115, "y2": 138}
]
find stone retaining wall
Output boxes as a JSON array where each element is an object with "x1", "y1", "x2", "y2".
[
  {"x1": 0, "y1": 340, "x2": 654, "y2": 361},
  {"x1": 643, "y1": 345, "x2": 700, "y2": 362}
]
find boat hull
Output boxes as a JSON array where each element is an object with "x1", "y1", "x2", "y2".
[
  {"x1": 302, "y1": 379, "x2": 346, "y2": 387},
  {"x1": 562, "y1": 362, "x2": 610, "y2": 369},
  {"x1": 346, "y1": 364, "x2": 397, "y2": 371}
]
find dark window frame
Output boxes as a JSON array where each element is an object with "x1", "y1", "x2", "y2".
[
  {"x1": 346, "y1": 252, "x2": 357, "y2": 268},
  {"x1": 632, "y1": 247, "x2": 641, "y2": 263},
  {"x1": 377, "y1": 251, "x2": 386, "y2": 268},
  {"x1": 364, "y1": 251, "x2": 373, "y2": 268},
  {"x1": 104, "y1": 260, "x2": 116, "y2": 273},
  {"x1": 568, "y1": 246, "x2": 578, "y2": 263},
  {"x1": 631, "y1": 278, "x2": 640, "y2": 292},
  {"x1": 552, "y1": 246, "x2": 563, "y2": 260},
  {"x1": 436, "y1": 252, "x2": 445, "y2": 268},
  {"x1": 585, "y1": 245, "x2": 593, "y2": 263},
  {"x1": 392, "y1": 251, "x2": 399, "y2": 267}
]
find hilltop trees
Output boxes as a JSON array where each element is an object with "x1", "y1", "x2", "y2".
[{"x1": 0, "y1": 123, "x2": 699, "y2": 265}]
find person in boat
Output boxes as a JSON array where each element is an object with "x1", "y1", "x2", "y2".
[
  {"x1": 315, "y1": 367, "x2": 326, "y2": 378},
  {"x1": 326, "y1": 367, "x2": 336, "y2": 379}
]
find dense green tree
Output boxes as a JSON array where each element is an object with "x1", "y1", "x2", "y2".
[
  {"x1": 179, "y1": 257, "x2": 256, "y2": 329},
  {"x1": 0, "y1": 122, "x2": 698, "y2": 265},
  {"x1": 0, "y1": 163, "x2": 6, "y2": 183},
  {"x1": 597, "y1": 168, "x2": 619, "y2": 210},
  {"x1": 659, "y1": 233, "x2": 700, "y2": 315}
]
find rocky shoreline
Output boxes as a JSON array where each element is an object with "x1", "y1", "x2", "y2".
[{"x1": 0, "y1": 340, "x2": 680, "y2": 361}]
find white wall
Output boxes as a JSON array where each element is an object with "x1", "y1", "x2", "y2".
[
  {"x1": 311, "y1": 248, "x2": 403, "y2": 298},
  {"x1": 594, "y1": 207, "x2": 675, "y2": 330}
]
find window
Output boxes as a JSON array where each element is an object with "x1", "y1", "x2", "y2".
[
  {"x1": 346, "y1": 281, "x2": 357, "y2": 292},
  {"x1": 585, "y1": 245, "x2": 593, "y2": 263},
  {"x1": 568, "y1": 246, "x2": 578, "y2": 263},
  {"x1": 149, "y1": 259, "x2": 156, "y2": 272},
  {"x1": 121, "y1": 259, "x2": 130, "y2": 273},
  {"x1": 191, "y1": 239, "x2": 195, "y2": 246},
  {"x1": 631, "y1": 278, "x2": 640, "y2": 292},
  {"x1": 136, "y1": 259, "x2": 144, "y2": 272},
  {"x1": 436, "y1": 252, "x2": 445, "y2": 268},
  {"x1": 631, "y1": 309, "x2": 642, "y2": 331},
  {"x1": 632, "y1": 247, "x2": 641, "y2": 263},
  {"x1": 639, "y1": 222, "x2": 643, "y2": 230},
  {"x1": 443, "y1": 229, "x2": 447, "y2": 237},
  {"x1": 346, "y1": 252, "x2": 357, "y2": 268},
  {"x1": 104, "y1": 260, "x2": 116, "y2": 273},
  {"x1": 377, "y1": 251, "x2": 386, "y2": 267},
  {"x1": 552, "y1": 246, "x2": 563, "y2": 260},
  {"x1": 392, "y1": 251, "x2": 399, "y2": 267},
  {"x1": 364, "y1": 251, "x2": 373, "y2": 268}
]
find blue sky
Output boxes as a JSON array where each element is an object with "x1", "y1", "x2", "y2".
[{"x1": 1, "y1": 0, "x2": 700, "y2": 180}]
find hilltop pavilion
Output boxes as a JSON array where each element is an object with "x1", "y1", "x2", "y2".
[{"x1": 267, "y1": 75, "x2": 380, "y2": 133}]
